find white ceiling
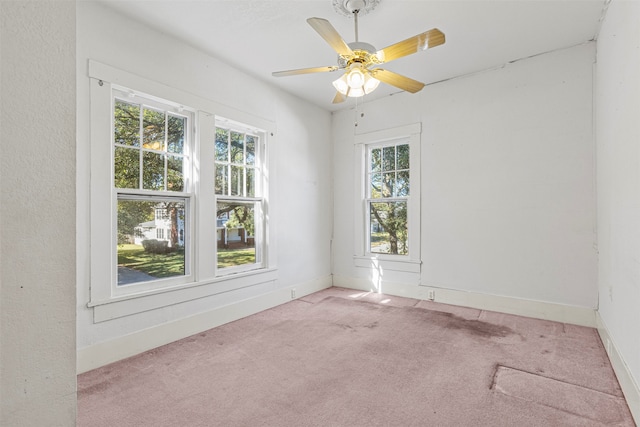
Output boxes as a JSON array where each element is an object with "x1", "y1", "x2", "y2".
[{"x1": 98, "y1": 0, "x2": 607, "y2": 112}]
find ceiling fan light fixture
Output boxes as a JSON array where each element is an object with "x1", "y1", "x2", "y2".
[
  {"x1": 332, "y1": 74, "x2": 349, "y2": 95},
  {"x1": 348, "y1": 86, "x2": 365, "y2": 98},
  {"x1": 363, "y1": 74, "x2": 380, "y2": 93},
  {"x1": 347, "y1": 67, "x2": 365, "y2": 88},
  {"x1": 334, "y1": 67, "x2": 380, "y2": 98}
]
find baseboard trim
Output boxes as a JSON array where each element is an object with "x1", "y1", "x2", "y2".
[
  {"x1": 596, "y1": 313, "x2": 640, "y2": 425},
  {"x1": 332, "y1": 275, "x2": 596, "y2": 327},
  {"x1": 77, "y1": 275, "x2": 332, "y2": 374}
]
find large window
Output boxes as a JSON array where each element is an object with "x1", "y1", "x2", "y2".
[
  {"x1": 215, "y1": 124, "x2": 265, "y2": 274},
  {"x1": 113, "y1": 91, "x2": 192, "y2": 288},
  {"x1": 366, "y1": 142, "x2": 410, "y2": 255},
  {"x1": 88, "y1": 62, "x2": 276, "y2": 320}
]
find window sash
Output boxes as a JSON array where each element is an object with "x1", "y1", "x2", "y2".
[
  {"x1": 114, "y1": 194, "x2": 192, "y2": 295},
  {"x1": 112, "y1": 89, "x2": 194, "y2": 294},
  {"x1": 215, "y1": 125, "x2": 261, "y2": 198},
  {"x1": 365, "y1": 141, "x2": 411, "y2": 257},
  {"x1": 214, "y1": 120, "x2": 266, "y2": 276},
  {"x1": 215, "y1": 198, "x2": 265, "y2": 275},
  {"x1": 367, "y1": 200, "x2": 409, "y2": 256},
  {"x1": 353, "y1": 124, "x2": 421, "y2": 265}
]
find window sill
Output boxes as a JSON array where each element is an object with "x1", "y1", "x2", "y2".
[
  {"x1": 89, "y1": 268, "x2": 278, "y2": 322},
  {"x1": 353, "y1": 256, "x2": 421, "y2": 273}
]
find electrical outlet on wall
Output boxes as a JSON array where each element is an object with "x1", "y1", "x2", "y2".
[
  {"x1": 427, "y1": 290, "x2": 435, "y2": 301},
  {"x1": 291, "y1": 288, "x2": 296, "y2": 299}
]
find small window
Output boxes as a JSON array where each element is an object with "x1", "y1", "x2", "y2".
[
  {"x1": 215, "y1": 122, "x2": 265, "y2": 274},
  {"x1": 366, "y1": 142, "x2": 410, "y2": 255}
]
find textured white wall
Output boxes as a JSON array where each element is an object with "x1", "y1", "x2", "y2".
[
  {"x1": 596, "y1": 0, "x2": 640, "y2": 402},
  {"x1": 1, "y1": 1, "x2": 77, "y2": 425},
  {"x1": 333, "y1": 43, "x2": 597, "y2": 309},
  {"x1": 76, "y1": 3, "x2": 332, "y2": 350}
]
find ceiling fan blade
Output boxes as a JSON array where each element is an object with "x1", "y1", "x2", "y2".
[
  {"x1": 376, "y1": 29, "x2": 445, "y2": 63},
  {"x1": 371, "y1": 69, "x2": 425, "y2": 93},
  {"x1": 332, "y1": 91, "x2": 346, "y2": 104},
  {"x1": 307, "y1": 17, "x2": 354, "y2": 58},
  {"x1": 272, "y1": 66, "x2": 339, "y2": 77}
]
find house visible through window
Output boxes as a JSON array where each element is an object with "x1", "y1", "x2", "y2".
[
  {"x1": 215, "y1": 123, "x2": 265, "y2": 273},
  {"x1": 113, "y1": 92, "x2": 192, "y2": 287},
  {"x1": 366, "y1": 141, "x2": 410, "y2": 255},
  {"x1": 89, "y1": 65, "x2": 276, "y2": 318}
]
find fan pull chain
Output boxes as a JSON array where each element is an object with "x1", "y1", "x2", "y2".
[
  {"x1": 354, "y1": 96, "x2": 365, "y2": 127},
  {"x1": 354, "y1": 96, "x2": 359, "y2": 127}
]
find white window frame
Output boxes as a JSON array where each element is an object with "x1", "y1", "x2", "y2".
[
  {"x1": 87, "y1": 60, "x2": 277, "y2": 322},
  {"x1": 110, "y1": 89, "x2": 195, "y2": 297},
  {"x1": 353, "y1": 123, "x2": 422, "y2": 273},
  {"x1": 214, "y1": 118, "x2": 268, "y2": 276}
]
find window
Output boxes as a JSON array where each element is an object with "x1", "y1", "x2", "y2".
[
  {"x1": 113, "y1": 90, "x2": 192, "y2": 288},
  {"x1": 215, "y1": 123, "x2": 265, "y2": 274},
  {"x1": 367, "y1": 142, "x2": 410, "y2": 255},
  {"x1": 353, "y1": 123, "x2": 421, "y2": 273},
  {"x1": 88, "y1": 61, "x2": 276, "y2": 320}
]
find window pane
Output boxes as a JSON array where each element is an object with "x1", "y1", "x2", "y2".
[
  {"x1": 114, "y1": 146, "x2": 140, "y2": 189},
  {"x1": 397, "y1": 144, "x2": 409, "y2": 169},
  {"x1": 370, "y1": 148, "x2": 382, "y2": 172},
  {"x1": 246, "y1": 167, "x2": 255, "y2": 197},
  {"x1": 382, "y1": 146, "x2": 395, "y2": 171},
  {"x1": 230, "y1": 131, "x2": 244, "y2": 164},
  {"x1": 230, "y1": 165, "x2": 243, "y2": 196},
  {"x1": 215, "y1": 128, "x2": 229, "y2": 161},
  {"x1": 143, "y1": 151, "x2": 165, "y2": 190},
  {"x1": 246, "y1": 135, "x2": 256, "y2": 166},
  {"x1": 397, "y1": 170, "x2": 410, "y2": 197},
  {"x1": 114, "y1": 100, "x2": 140, "y2": 147},
  {"x1": 117, "y1": 199, "x2": 186, "y2": 286},
  {"x1": 215, "y1": 163, "x2": 228, "y2": 195},
  {"x1": 167, "y1": 115, "x2": 185, "y2": 154},
  {"x1": 382, "y1": 172, "x2": 395, "y2": 198},
  {"x1": 370, "y1": 173, "x2": 382, "y2": 198},
  {"x1": 216, "y1": 201, "x2": 256, "y2": 269},
  {"x1": 369, "y1": 201, "x2": 408, "y2": 255},
  {"x1": 142, "y1": 108, "x2": 165, "y2": 151},
  {"x1": 167, "y1": 155, "x2": 184, "y2": 191}
]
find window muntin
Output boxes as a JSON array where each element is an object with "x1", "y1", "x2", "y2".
[
  {"x1": 366, "y1": 141, "x2": 410, "y2": 256},
  {"x1": 215, "y1": 123, "x2": 265, "y2": 274},
  {"x1": 113, "y1": 90, "x2": 192, "y2": 289}
]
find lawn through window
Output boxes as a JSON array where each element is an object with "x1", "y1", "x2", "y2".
[
  {"x1": 113, "y1": 91, "x2": 192, "y2": 286},
  {"x1": 215, "y1": 122, "x2": 265, "y2": 273}
]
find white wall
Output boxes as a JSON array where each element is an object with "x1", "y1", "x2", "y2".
[
  {"x1": 333, "y1": 43, "x2": 597, "y2": 312},
  {"x1": 596, "y1": 0, "x2": 640, "y2": 415},
  {"x1": 77, "y1": 3, "x2": 332, "y2": 361},
  {"x1": 1, "y1": 1, "x2": 77, "y2": 424}
]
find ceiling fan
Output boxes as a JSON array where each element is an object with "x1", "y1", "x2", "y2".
[{"x1": 272, "y1": 0, "x2": 445, "y2": 104}]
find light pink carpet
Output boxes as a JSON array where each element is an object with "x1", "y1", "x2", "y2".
[{"x1": 78, "y1": 287, "x2": 636, "y2": 426}]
